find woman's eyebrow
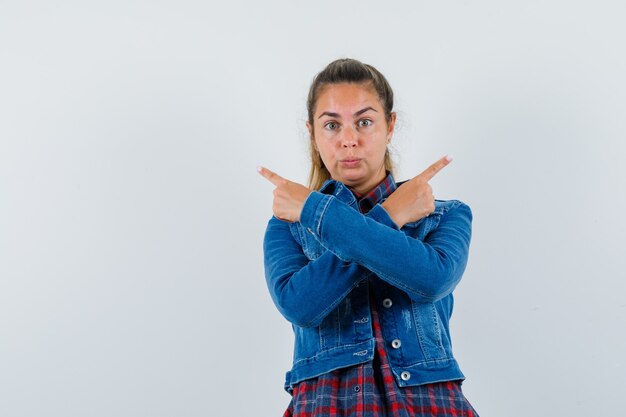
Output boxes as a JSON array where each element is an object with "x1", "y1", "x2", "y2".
[
  {"x1": 354, "y1": 106, "x2": 377, "y2": 117},
  {"x1": 318, "y1": 111, "x2": 340, "y2": 119},
  {"x1": 318, "y1": 107, "x2": 378, "y2": 119}
]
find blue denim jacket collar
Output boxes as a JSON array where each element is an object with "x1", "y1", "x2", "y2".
[{"x1": 319, "y1": 178, "x2": 358, "y2": 207}]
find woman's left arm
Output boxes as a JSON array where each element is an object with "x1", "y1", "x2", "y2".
[{"x1": 300, "y1": 192, "x2": 472, "y2": 303}]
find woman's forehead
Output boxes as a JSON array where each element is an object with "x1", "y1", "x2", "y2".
[{"x1": 315, "y1": 83, "x2": 382, "y2": 116}]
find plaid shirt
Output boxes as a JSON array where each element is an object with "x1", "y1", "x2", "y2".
[
  {"x1": 282, "y1": 174, "x2": 479, "y2": 417},
  {"x1": 352, "y1": 173, "x2": 397, "y2": 214}
]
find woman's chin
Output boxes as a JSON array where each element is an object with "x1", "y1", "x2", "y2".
[{"x1": 335, "y1": 174, "x2": 365, "y2": 187}]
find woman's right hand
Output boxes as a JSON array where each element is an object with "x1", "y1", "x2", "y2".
[
  {"x1": 258, "y1": 166, "x2": 312, "y2": 223},
  {"x1": 381, "y1": 155, "x2": 452, "y2": 228}
]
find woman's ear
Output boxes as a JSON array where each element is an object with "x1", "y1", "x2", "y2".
[
  {"x1": 387, "y1": 112, "x2": 397, "y2": 142},
  {"x1": 306, "y1": 121, "x2": 317, "y2": 150}
]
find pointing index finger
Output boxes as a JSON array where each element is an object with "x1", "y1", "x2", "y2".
[
  {"x1": 257, "y1": 166, "x2": 286, "y2": 186},
  {"x1": 417, "y1": 155, "x2": 453, "y2": 181}
]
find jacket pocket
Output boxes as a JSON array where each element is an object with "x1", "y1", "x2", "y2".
[
  {"x1": 318, "y1": 308, "x2": 340, "y2": 350},
  {"x1": 411, "y1": 301, "x2": 447, "y2": 361}
]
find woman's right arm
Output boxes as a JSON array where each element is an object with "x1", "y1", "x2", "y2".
[{"x1": 263, "y1": 217, "x2": 373, "y2": 328}]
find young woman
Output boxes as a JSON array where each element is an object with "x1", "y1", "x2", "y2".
[{"x1": 259, "y1": 58, "x2": 479, "y2": 417}]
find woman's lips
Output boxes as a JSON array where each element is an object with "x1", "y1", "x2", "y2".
[{"x1": 340, "y1": 158, "x2": 362, "y2": 168}]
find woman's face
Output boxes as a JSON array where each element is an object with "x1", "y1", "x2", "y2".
[{"x1": 307, "y1": 82, "x2": 396, "y2": 195}]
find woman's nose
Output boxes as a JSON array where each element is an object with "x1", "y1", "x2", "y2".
[{"x1": 341, "y1": 126, "x2": 357, "y2": 147}]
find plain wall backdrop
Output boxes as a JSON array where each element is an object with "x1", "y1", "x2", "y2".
[{"x1": 1, "y1": 1, "x2": 625, "y2": 416}]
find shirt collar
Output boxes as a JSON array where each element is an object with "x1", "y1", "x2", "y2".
[
  {"x1": 353, "y1": 172, "x2": 397, "y2": 214},
  {"x1": 318, "y1": 172, "x2": 397, "y2": 213}
]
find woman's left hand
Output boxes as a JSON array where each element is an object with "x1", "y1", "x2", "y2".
[{"x1": 258, "y1": 166, "x2": 312, "y2": 222}]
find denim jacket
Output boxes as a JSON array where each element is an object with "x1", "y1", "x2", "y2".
[{"x1": 263, "y1": 179, "x2": 472, "y2": 391}]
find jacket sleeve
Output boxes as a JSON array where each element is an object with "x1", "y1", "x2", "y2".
[
  {"x1": 263, "y1": 207, "x2": 391, "y2": 328},
  {"x1": 298, "y1": 191, "x2": 472, "y2": 303}
]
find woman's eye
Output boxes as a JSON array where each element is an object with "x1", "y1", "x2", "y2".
[
  {"x1": 357, "y1": 119, "x2": 372, "y2": 127},
  {"x1": 325, "y1": 122, "x2": 338, "y2": 130}
]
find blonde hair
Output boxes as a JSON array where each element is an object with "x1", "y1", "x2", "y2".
[{"x1": 306, "y1": 58, "x2": 395, "y2": 190}]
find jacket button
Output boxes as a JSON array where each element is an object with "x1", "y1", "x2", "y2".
[
  {"x1": 382, "y1": 298, "x2": 393, "y2": 308},
  {"x1": 400, "y1": 371, "x2": 411, "y2": 381},
  {"x1": 391, "y1": 339, "x2": 402, "y2": 349}
]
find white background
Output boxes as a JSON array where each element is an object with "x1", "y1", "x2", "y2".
[{"x1": 1, "y1": 1, "x2": 625, "y2": 416}]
